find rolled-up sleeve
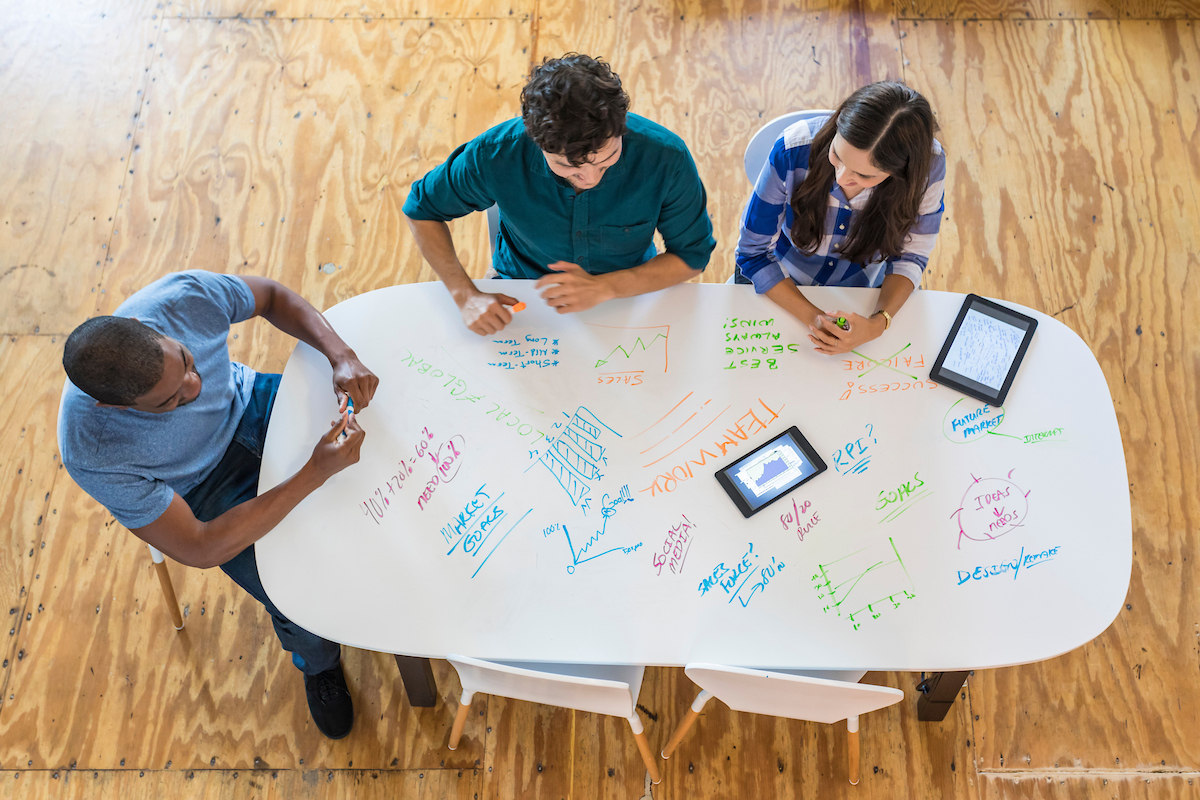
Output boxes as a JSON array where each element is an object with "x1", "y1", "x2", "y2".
[
  {"x1": 402, "y1": 140, "x2": 496, "y2": 222},
  {"x1": 656, "y1": 149, "x2": 716, "y2": 271},
  {"x1": 736, "y1": 135, "x2": 795, "y2": 294},
  {"x1": 884, "y1": 145, "x2": 946, "y2": 290}
]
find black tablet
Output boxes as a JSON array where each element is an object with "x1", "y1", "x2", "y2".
[
  {"x1": 715, "y1": 426, "x2": 827, "y2": 518},
  {"x1": 930, "y1": 294, "x2": 1038, "y2": 406}
]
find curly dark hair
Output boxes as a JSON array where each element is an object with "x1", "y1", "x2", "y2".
[
  {"x1": 521, "y1": 53, "x2": 630, "y2": 167},
  {"x1": 63, "y1": 316, "x2": 165, "y2": 405}
]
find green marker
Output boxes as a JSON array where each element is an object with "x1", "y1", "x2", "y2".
[{"x1": 833, "y1": 316, "x2": 851, "y2": 331}]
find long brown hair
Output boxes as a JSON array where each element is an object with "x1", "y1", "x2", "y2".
[{"x1": 789, "y1": 82, "x2": 938, "y2": 266}]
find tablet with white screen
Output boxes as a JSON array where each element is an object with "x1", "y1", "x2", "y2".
[{"x1": 930, "y1": 294, "x2": 1038, "y2": 405}]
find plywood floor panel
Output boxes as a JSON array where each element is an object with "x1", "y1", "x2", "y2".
[
  {"x1": 0, "y1": 476, "x2": 472, "y2": 771},
  {"x1": 977, "y1": 774, "x2": 1200, "y2": 799},
  {"x1": 480, "y1": 693, "x2": 575, "y2": 800},
  {"x1": 0, "y1": 337, "x2": 71, "y2": 727},
  {"x1": 0, "y1": 6, "x2": 162, "y2": 336},
  {"x1": 0, "y1": 767, "x2": 482, "y2": 800},
  {"x1": 650, "y1": 668, "x2": 977, "y2": 800},
  {"x1": 170, "y1": 0, "x2": 533, "y2": 20},
  {"x1": 96, "y1": 16, "x2": 530, "y2": 319},
  {"x1": 903, "y1": 17, "x2": 1200, "y2": 772},
  {"x1": 536, "y1": 0, "x2": 904, "y2": 284},
  {"x1": 898, "y1": 0, "x2": 1200, "y2": 19}
]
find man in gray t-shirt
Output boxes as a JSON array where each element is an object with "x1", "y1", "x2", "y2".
[{"x1": 60, "y1": 270, "x2": 377, "y2": 739}]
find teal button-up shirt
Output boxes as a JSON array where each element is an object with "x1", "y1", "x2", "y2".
[{"x1": 402, "y1": 114, "x2": 716, "y2": 279}]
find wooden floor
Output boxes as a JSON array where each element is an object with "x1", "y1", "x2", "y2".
[{"x1": 2, "y1": 0, "x2": 1199, "y2": 797}]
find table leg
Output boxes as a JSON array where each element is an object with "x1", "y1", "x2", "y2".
[
  {"x1": 394, "y1": 654, "x2": 438, "y2": 707},
  {"x1": 916, "y1": 671, "x2": 970, "y2": 721}
]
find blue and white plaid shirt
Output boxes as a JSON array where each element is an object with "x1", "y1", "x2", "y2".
[{"x1": 735, "y1": 116, "x2": 946, "y2": 294}]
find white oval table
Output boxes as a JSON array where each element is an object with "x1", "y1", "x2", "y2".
[{"x1": 257, "y1": 281, "x2": 1131, "y2": 718}]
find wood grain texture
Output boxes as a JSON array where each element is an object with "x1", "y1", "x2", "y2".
[
  {"x1": 0, "y1": 5, "x2": 161, "y2": 335},
  {"x1": 0, "y1": 471, "x2": 476, "y2": 770},
  {"x1": 0, "y1": 767, "x2": 482, "y2": 800},
  {"x1": 171, "y1": 0, "x2": 532, "y2": 20},
  {"x1": 0, "y1": 337, "x2": 70, "y2": 725},
  {"x1": 96, "y1": 16, "x2": 530, "y2": 322},
  {"x1": 535, "y1": 0, "x2": 904, "y2": 283},
  {"x1": 897, "y1": 0, "x2": 1200, "y2": 19},
  {"x1": 978, "y1": 774, "x2": 1200, "y2": 799},
  {"x1": 648, "y1": 668, "x2": 977, "y2": 800},
  {"x1": 903, "y1": 17, "x2": 1200, "y2": 772}
]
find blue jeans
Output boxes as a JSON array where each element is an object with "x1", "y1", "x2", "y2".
[{"x1": 181, "y1": 373, "x2": 341, "y2": 676}]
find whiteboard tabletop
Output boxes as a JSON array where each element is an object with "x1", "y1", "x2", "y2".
[{"x1": 257, "y1": 282, "x2": 1131, "y2": 671}]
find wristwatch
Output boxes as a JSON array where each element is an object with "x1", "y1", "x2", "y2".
[{"x1": 873, "y1": 309, "x2": 892, "y2": 330}]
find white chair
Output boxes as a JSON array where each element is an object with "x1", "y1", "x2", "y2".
[
  {"x1": 447, "y1": 655, "x2": 661, "y2": 784},
  {"x1": 58, "y1": 383, "x2": 185, "y2": 631},
  {"x1": 661, "y1": 664, "x2": 904, "y2": 785},
  {"x1": 743, "y1": 109, "x2": 835, "y2": 185}
]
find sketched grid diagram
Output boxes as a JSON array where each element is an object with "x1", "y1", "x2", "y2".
[{"x1": 811, "y1": 537, "x2": 916, "y2": 630}]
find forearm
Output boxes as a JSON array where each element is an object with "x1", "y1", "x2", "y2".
[
  {"x1": 875, "y1": 273, "x2": 916, "y2": 319},
  {"x1": 599, "y1": 253, "x2": 700, "y2": 301},
  {"x1": 195, "y1": 465, "x2": 326, "y2": 567},
  {"x1": 764, "y1": 280, "x2": 824, "y2": 328},
  {"x1": 405, "y1": 216, "x2": 478, "y2": 305},
  {"x1": 254, "y1": 282, "x2": 356, "y2": 367}
]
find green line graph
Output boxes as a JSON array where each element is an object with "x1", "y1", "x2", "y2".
[{"x1": 589, "y1": 324, "x2": 671, "y2": 372}]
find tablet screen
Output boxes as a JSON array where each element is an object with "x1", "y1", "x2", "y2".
[
  {"x1": 931, "y1": 295, "x2": 1037, "y2": 406},
  {"x1": 716, "y1": 427, "x2": 824, "y2": 515},
  {"x1": 941, "y1": 308, "x2": 1028, "y2": 391}
]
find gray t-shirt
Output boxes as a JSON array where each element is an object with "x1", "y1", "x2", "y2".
[{"x1": 59, "y1": 270, "x2": 258, "y2": 529}]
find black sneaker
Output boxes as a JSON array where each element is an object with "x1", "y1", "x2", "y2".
[{"x1": 304, "y1": 661, "x2": 354, "y2": 739}]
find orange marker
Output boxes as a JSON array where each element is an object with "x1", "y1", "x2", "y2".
[{"x1": 511, "y1": 302, "x2": 526, "y2": 313}]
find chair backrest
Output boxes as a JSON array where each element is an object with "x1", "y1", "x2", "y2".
[
  {"x1": 743, "y1": 110, "x2": 835, "y2": 185},
  {"x1": 685, "y1": 663, "x2": 903, "y2": 725},
  {"x1": 448, "y1": 655, "x2": 642, "y2": 719}
]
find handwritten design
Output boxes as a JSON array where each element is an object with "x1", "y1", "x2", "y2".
[
  {"x1": 558, "y1": 485, "x2": 642, "y2": 573},
  {"x1": 942, "y1": 398, "x2": 1007, "y2": 442},
  {"x1": 416, "y1": 431, "x2": 466, "y2": 511},
  {"x1": 638, "y1": 398, "x2": 785, "y2": 498},
  {"x1": 697, "y1": 543, "x2": 785, "y2": 608},
  {"x1": 399, "y1": 347, "x2": 548, "y2": 446},
  {"x1": 588, "y1": 323, "x2": 669, "y2": 373},
  {"x1": 957, "y1": 545, "x2": 1061, "y2": 584},
  {"x1": 488, "y1": 334, "x2": 561, "y2": 370},
  {"x1": 441, "y1": 484, "x2": 532, "y2": 578},
  {"x1": 535, "y1": 407, "x2": 622, "y2": 510},
  {"x1": 953, "y1": 470, "x2": 1031, "y2": 549},
  {"x1": 832, "y1": 423, "x2": 877, "y2": 475},
  {"x1": 811, "y1": 537, "x2": 915, "y2": 630},
  {"x1": 876, "y1": 470, "x2": 933, "y2": 523},
  {"x1": 653, "y1": 513, "x2": 696, "y2": 576},
  {"x1": 780, "y1": 498, "x2": 820, "y2": 541},
  {"x1": 721, "y1": 316, "x2": 803, "y2": 370}
]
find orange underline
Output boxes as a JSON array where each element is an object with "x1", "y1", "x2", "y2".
[
  {"x1": 632, "y1": 391, "x2": 693, "y2": 438},
  {"x1": 642, "y1": 405, "x2": 732, "y2": 468},
  {"x1": 672, "y1": 411, "x2": 698, "y2": 433}
]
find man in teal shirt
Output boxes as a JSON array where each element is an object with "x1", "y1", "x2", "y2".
[{"x1": 402, "y1": 53, "x2": 717, "y2": 335}]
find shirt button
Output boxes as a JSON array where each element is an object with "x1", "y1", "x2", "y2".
[
  {"x1": 839, "y1": 224, "x2": 845, "y2": 230},
  {"x1": 576, "y1": 231, "x2": 583, "y2": 237},
  {"x1": 624, "y1": 227, "x2": 630, "y2": 233}
]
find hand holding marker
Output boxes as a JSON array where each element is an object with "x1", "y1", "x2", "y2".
[
  {"x1": 339, "y1": 395, "x2": 354, "y2": 441},
  {"x1": 833, "y1": 316, "x2": 850, "y2": 331}
]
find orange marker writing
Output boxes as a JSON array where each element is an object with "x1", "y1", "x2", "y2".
[{"x1": 511, "y1": 302, "x2": 526, "y2": 313}]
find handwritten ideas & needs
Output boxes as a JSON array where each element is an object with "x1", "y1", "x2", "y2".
[{"x1": 954, "y1": 470, "x2": 1031, "y2": 549}]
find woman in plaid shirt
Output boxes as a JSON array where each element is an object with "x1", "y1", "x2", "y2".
[{"x1": 735, "y1": 82, "x2": 946, "y2": 355}]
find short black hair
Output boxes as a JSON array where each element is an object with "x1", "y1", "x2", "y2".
[
  {"x1": 521, "y1": 53, "x2": 630, "y2": 167},
  {"x1": 63, "y1": 317, "x2": 166, "y2": 405}
]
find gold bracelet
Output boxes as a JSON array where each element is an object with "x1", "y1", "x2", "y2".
[{"x1": 873, "y1": 309, "x2": 892, "y2": 330}]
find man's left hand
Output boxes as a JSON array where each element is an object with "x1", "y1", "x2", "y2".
[
  {"x1": 332, "y1": 355, "x2": 379, "y2": 412},
  {"x1": 536, "y1": 261, "x2": 615, "y2": 314},
  {"x1": 807, "y1": 311, "x2": 885, "y2": 355}
]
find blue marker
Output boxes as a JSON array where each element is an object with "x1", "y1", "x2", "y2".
[{"x1": 339, "y1": 395, "x2": 354, "y2": 441}]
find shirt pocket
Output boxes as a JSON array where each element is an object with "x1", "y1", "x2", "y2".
[{"x1": 600, "y1": 221, "x2": 656, "y2": 262}]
